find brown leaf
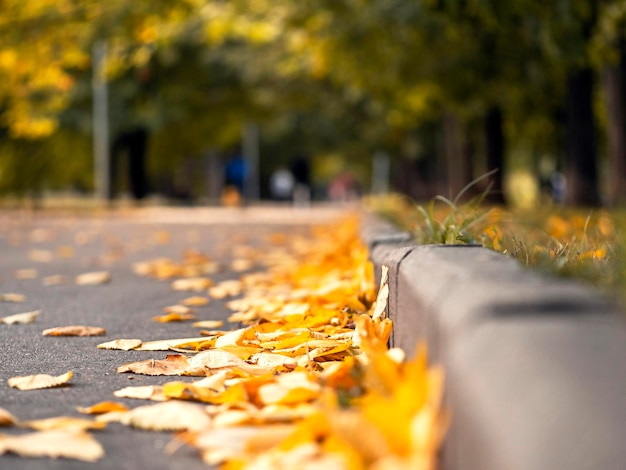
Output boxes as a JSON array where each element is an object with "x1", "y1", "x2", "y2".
[
  {"x1": 77, "y1": 402, "x2": 129, "y2": 415},
  {"x1": 1, "y1": 310, "x2": 41, "y2": 325},
  {"x1": 117, "y1": 354, "x2": 190, "y2": 376},
  {"x1": 0, "y1": 408, "x2": 16, "y2": 427},
  {"x1": 208, "y1": 280, "x2": 243, "y2": 299},
  {"x1": 134, "y1": 337, "x2": 209, "y2": 351},
  {"x1": 100, "y1": 401, "x2": 211, "y2": 432},
  {"x1": 171, "y1": 277, "x2": 213, "y2": 292},
  {"x1": 181, "y1": 296, "x2": 210, "y2": 307},
  {"x1": 113, "y1": 385, "x2": 166, "y2": 402},
  {"x1": 163, "y1": 304, "x2": 193, "y2": 314},
  {"x1": 0, "y1": 293, "x2": 26, "y2": 302},
  {"x1": 20, "y1": 416, "x2": 106, "y2": 432},
  {"x1": 152, "y1": 312, "x2": 196, "y2": 323},
  {"x1": 43, "y1": 275, "x2": 69, "y2": 286},
  {"x1": 14, "y1": 269, "x2": 38, "y2": 280},
  {"x1": 97, "y1": 339, "x2": 142, "y2": 350},
  {"x1": 8, "y1": 371, "x2": 72, "y2": 390},
  {"x1": 28, "y1": 249, "x2": 54, "y2": 263},
  {"x1": 75, "y1": 271, "x2": 111, "y2": 286},
  {"x1": 0, "y1": 430, "x2": 104, "y2": 462},
  {"x1": 42, "y1": 326, "x2": 106, "y2": 337},
  {"x1": 192, "y1": 320, "x2": 224, "y2": 329}
]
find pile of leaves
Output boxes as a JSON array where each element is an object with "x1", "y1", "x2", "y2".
[{"x1": 1, "y1": 216, "x2": 447, "y2": 469}]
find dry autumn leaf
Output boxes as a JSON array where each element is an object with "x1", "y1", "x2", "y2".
[
  {"x1": 117, "y1": 354, "x2": 190, "y2": 376},
  {"x1": 113, "y1": 385, "x2": 166, "y2": 402},
  {"x1": 43, "y1": 275, "x2": 69, "y2": 286},
  {"x1": 97, "y1": 338, "x2": 142, "y2": 351},
  {"x1": 0, "y1": 430, "x2": 104, "y2": 462},
  {"x1": 181, "y1": 296, "x2": 210, "y2": 307},
  {"x1": 20, "y1": 416, "x2": 106, "y2": 432},
  {"x1": 75, "y1": 271, "x2": 111, "y2": 285},
  {"x1": 208, "y1": 280, "x2": 243, "y2": 299},
  {"x1": 0, "y1": 408, "x2": 16, "y2": 427},
  {"x1": 1, "y1": 310, "x2": 41, "y2": 325},
  {"x1": 192, "y1": 320, "x2": 224, "y2": 329},
  {"x1": 42, "y1": 326, "x2": 106, "y2": 337},
  {"x1": 14, "y1": 269, "x2": 38, "y2": 280},
  {"x1": 171, "y1": 277, "x2": 213, "y2": 292},
  {"x1": 77, "y1": 401, "x2": 129, "y2": 415},
  {"x1": 8, "y1": 371, "x2": 73, "y2": 390},
  {"x1": 98, "y1": 401, "x2": 211, "y2": 431},
  {"x1": 152, "y1": 312, "x2": 196, "y2": 323},
  {"x1": 163, "y1": 304, "x2": 193, "y2": 314},
  {"x1": 0, "y1": 293, "x2": 26, "y2": 302},
  {"x1": 28, "y1": 249, "x2": 54, "y2": 263}
]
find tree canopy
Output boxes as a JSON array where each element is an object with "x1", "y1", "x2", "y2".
[{"x1": 0, "y1": 0, "x2": 624, "y2": 204}]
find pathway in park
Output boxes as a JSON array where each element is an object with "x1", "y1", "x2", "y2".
[{"x1": 0, "y1": 205, "x2": 349, "y2": 470}]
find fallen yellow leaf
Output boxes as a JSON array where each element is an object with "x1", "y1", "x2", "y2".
[
  {"x1": 181, "y1": 296, "x2": 210, "y2": 306},
  {"x1": 20, "y1": 416, "x2": 106, "y2": 432},
  {"x1": 0, "y1": 408, "x2": 16, "y2": 427},
  {"x1": 42, "y1": 326, "x2": 106, "y2": 337},
  {"x1": 8, "y1": 371, "x2": 73, "y2": 390},
  {"x1": 0, "y1": 293, "x2": 26, "y2": 302},
  {"x1": 43, "y1": 275, "x2": 69, "y2": 286},
  {"x1": 77, "y1": 401, "x2": 129, "y2": 415},
  {"x1": 113, "y1": 385, "x2": 166, "y2": 402},
  {"x1": 97, "y1": 338, "x2": 142, "y2": 350},
  {"x1": 99, "y1": 401, "x2": 211, "y2": 431},
  {"x1": 0, "y1": 430, "x2": 104, "y2": 462},
  {"x1": 75, "y1": 271, "x2": 111, "y2": 285},
  {"x1": 172, "y1": 277, "x2": 213, "y2": 292},
  {"x1": 14, "y1": 269, "x2": 38, "y2": 280},
  {"x1": 192, "y1": 320, "x2": 224, "y2": 329},
  {"x1": 152, "y1": 312, "x2": 196, "y2": 323},
  {"x1": 1, "y1": 310, "x2": 41, "y2": 325},
  {"x1": 117, "y1": 354, "x2": 190, "y2": 376}
]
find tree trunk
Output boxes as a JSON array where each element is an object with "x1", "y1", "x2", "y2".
[
  {"x1": 602, "y1": 39, "x2": 626, "y2": 206},
  {"x1": 565, "y1": 67, "x2": 600, "y2": 206},
  {"x1": 484, "y1": 106, "x2": 506, "y2": 204},
  {"x1": 442, "y1": 112, "x2": 470, "y2": 200}
]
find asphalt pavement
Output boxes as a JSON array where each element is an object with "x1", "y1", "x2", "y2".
[{"x1": 0, "y1": 205, "x2": 348, "y2": 469}]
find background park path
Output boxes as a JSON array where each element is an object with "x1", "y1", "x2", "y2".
[{"x1": 0, "y1": 205, "x2": 350, "y2": 470}]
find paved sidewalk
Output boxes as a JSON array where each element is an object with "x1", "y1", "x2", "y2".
[{"x1": 0, "y1": 206, "x2": 349, "y2": 469}]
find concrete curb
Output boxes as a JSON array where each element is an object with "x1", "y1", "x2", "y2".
[{"x1": 362, "y1": 214, "x2": 626, "y2": 470}]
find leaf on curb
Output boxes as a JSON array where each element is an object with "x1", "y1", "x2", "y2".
[
  {"x1": 117, "y1": 354, "x2": 190, "y2": 376},
  {"x1": 1, "y1": 310, "x2": 41, "y2": 325},
  {"x1": 181, "y1": 296, "x2": 210, "y2": 307},
  {"x1": 152, "y1": 312, "x2": 196, "y2": 323},
  {"x1": 8, "y1": 371, "x2": 73, "y2": 390},
  {"x1": 113, "y1": 385, "x2": 166, "y2": 402},
  {"x1": 0, "y1": 408, "x2": 17, "y2": 427},
  {"x1": 20, "y1": 416, "x2": 106, "y2": 432},
  {"x1": 192, "y1": 320, "x2": 224, "y2": 329},
  {"x1": 0, "y1": 293, "x2": 26, "y2": 302},
  {"x1": 97, "y1": 339, "x2": 142, "y2": 350},
  {"x1": 0, "y1": 430, "x2": 104, "y2": 461},
  {"x1": 99, "y1": 401, "x2": 211, "y2": 431},
  {"x1": 171, "y1": 277, "x2": 213, "y2": 292},
  {"x1": 372, "y1": 265, "x2": 389, "y2": 321},
  {"x1": 42, "y1": 326, "x2": 106, "y2": 337},
  {"x1": 77, "y1": 402, "x2": 129, "y2": 415},
  {"x1": 75, "y1": 271, "x2": 111, "y2": 286}
]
